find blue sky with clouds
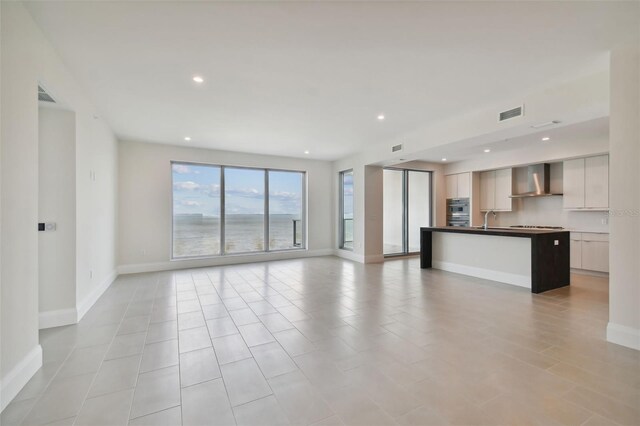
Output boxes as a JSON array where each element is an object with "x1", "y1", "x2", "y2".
[{"x1": 172, "y1": 163, "x2": 302, "y2": 217}]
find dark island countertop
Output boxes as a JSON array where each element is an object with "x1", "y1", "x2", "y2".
[{"x1": 421, "y1": 226, "x2": 569, "y2": 238}]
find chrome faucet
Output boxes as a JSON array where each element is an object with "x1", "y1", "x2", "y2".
[{"x1": 483, "y1": 210, "x2": 497, "y2": 230}]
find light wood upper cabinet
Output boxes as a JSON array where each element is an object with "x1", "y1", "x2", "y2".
[
  {"x1": 446, "y1": 172, "x2": 471, "y2": 199},
  {"x1": 563, "y1": 155, "x2": 608, "y2": 210},
  {"x1": 479, "y1": 168, "x2": 512, "y2": 211},
  {"x1": 479, "y1": 171, "x2": 495, "y2": 211},
  {"x1": 563, "y1": 158, "x2": 585, "y2": 209},
  {"x1": 457, "y1": 173, "x2": 470, "y2": 198},
  {"x1": 494, "y1": 168, "x2": 513, "y2": 211},
  {"x1": 446, "y1": 174, "x2": 457, "y2": 199},
  {"x1": 585, "y1": 155, "x2": 609, "y2": 208}
]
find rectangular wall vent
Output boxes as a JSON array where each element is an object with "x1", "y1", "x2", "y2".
[
  {"x1": 38, "y1": 85, "x2": 56, "y2": 103},
  {"x1": 391, "y1": 144, "x2": 403, "y2": 153},
  {"x1": 498, "y1": 105, "x2": 523, "y2": 122}
]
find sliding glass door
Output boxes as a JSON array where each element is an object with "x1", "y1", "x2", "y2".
[
  {"x1": 383, "y1": 169, "x2": 432, "y2": 256},
  {"x1": 383, "y1": 169, "x2": 404, "y2": 255},
  {"x1": 407, "y1": 171, "x2": 431, "y2": 252}
]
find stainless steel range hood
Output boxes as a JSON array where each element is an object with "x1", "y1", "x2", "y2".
[{"x1": 509, "y1": 163, "x2": 563, "y2": 198}]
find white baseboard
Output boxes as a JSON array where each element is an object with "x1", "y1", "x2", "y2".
[
  {"x1": 1, "y1": 345, "x2": 43, "y2": 412},
  {"x1": 118, "y1": 249, "x2": 335, "y2": 275},
  {"x1": 39, "y1": 308, "x2": 77, "y2": 330},
  {"x1": 607, "y1": 322, "x2": 640, "y2": 351},
  {"x1": 77, "y1": 269, "x2": 118, "y2": 321},
  {"x1": 333, "y1": 249, "x2": 365, "y2": 263},
  {"x1": 432, "y1": 260, "x2": 531, "y2": 288}
]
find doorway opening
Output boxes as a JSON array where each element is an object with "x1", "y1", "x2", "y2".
[{"x1": 383, "y1": 169, "x2": 432, "y2": 256}]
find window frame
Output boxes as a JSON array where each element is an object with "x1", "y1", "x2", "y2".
[{"x1": 171, "y1": 160, "x2": 307, "y2": 260}]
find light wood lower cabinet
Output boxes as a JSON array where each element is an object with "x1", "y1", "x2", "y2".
[{"x1": 570, "y1": 232, "x2": 609, "y2": 273}]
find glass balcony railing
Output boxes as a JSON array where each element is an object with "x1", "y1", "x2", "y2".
[
  {"x1": 292, "y1": 219, "x2": 302, "y2": 247},
  {"x1": 342, "y1": 218, "x2": 354, "y2": 249}
]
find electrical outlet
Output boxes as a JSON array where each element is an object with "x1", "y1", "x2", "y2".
[
  {"x1": 45, "y1": 222, "x2": 56, "y2": 231},
  {"x1": 554, "y1": 240, "x2": 559, "y2": 246}
]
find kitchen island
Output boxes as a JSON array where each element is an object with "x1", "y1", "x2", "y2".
[{"x1": 420, "y1": 227, "x2": 570, "y2": 293}]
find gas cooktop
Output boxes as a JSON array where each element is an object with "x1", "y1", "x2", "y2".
[{"x1": 510, "y1": 225, "x2": 564, "y2": 230}]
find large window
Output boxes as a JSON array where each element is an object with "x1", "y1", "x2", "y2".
[
  {"x1": 269, "y1": 170, "x2": 304, "y2": 250},
  {"x1": 172, "y1": 164, "x2": 221, "y2": 258},
  {"x1": 224, "y1": 167, "x2": 266, "y2": 253},
  {"x1": 172, "y1": 162, "x2": 305, "y2": 259},
  {"x1": 339, "y1": 170, "x2": 354, "y2": 250},
  {"x1": 383, "y1": 169, "x2": 432, "y2": 255}
]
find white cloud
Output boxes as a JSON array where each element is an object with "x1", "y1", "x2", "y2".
[
  {"x1": 173, "y1": 181, "x2": 200, "y2": 191},
  {"x1": 269, "y1": 190, "x2": 298, "y2": 200},
  {"x1": 180, "y1": 200, "x2": 201, "y2": 207},
  {"x1": 172, "y1": 164, "x2": 192, "y2": 174},
  {"x1": 227, "y1": 187, "x2": 262, "y2": 198}
]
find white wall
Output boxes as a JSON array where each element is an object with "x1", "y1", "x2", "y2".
[
  {"x1": 1, "y1": 2, "x2": 118, "y2": 410},
  {"x1": 117, "y1": 140, "x2": 334, "y2": 273},
  {"x1": 38, "y1": 107, "x2": 76, "y2": 320},
  {"x1": 1, "y1": 3, "x2": 43, "y2": 410},
  {"x1": 607, "y1": 48, "x2": 640, "y2": 350}
]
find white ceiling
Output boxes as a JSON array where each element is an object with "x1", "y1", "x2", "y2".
[
  {"x1": 26, "y1": 1, "x2": 638, "y2": 160},
  {"x1": 409, "y1": 117, "x2": 609, "y2": 164}
]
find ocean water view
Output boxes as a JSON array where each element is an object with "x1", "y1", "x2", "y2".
[{"x1": 173, "y1": 214, "x2": 302, "y2": 258}]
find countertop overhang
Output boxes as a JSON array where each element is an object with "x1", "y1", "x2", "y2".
[{"x1": 421, "y1": 226, "x2": 569, "y2": 238}]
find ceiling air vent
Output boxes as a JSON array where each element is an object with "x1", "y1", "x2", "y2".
[
  {"x1": 38, "y1": 85, "x2": 56, "y2": 103},
  {"x1": 391, "y1": 144, "x2": 403, "y2": 153},
  {"x1": 498, "y1": 105, "x2": 523, "y2": 122}
]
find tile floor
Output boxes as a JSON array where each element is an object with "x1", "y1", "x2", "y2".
[{"x1": 2, "y1": 256, "x2": 639, "y2": 426}]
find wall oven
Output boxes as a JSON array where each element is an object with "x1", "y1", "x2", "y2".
[{"x1": 447, "y1": 198, "x2": 470, "y2": 227}]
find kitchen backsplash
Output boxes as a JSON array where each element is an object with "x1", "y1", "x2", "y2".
[{"x1": 493, "y1": 196, "x2": 609, "y2": 232}]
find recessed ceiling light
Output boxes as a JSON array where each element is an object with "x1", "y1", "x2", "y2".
[
  {"x1": 192, "y1": 76, "x2": 204, "y2": 83},
  {"x1": 484, "y1": 149, "x2": 491, "y2": 153},
  {"x1": 184, "y1": 136, "x2": 191, "y2": 141},
  {"x1": 441, "y1": 158, "x2": 447, "y2": 162},
  {"x1": 304, "y1": 150, "x2": 310, "y2": 154},
  {"x1": 542, "y1": 137, "x2": 550, "y2": 141},
  {"x1": 377, "y1": 114, "x2": 385, "y2": 121}
]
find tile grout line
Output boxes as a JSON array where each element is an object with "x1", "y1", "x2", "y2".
[{"x1": 123, "y1": 274, "x2": 159, "y2": 423}]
